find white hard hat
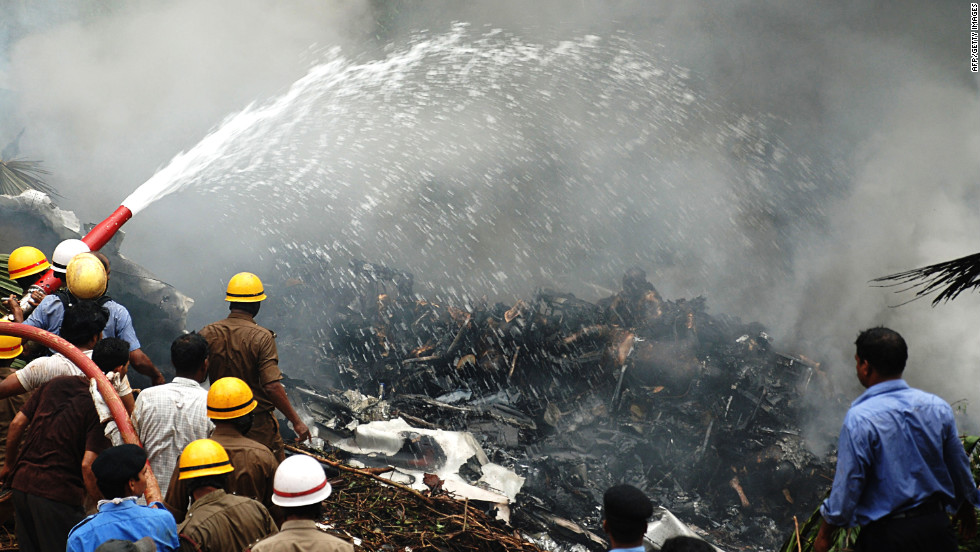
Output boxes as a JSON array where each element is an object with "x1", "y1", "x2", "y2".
[
  {"x1": 271, "y1": 454, "x2": 332, "y2": 507},
  {"x1": 52, "y1": 239, "x2": 91, "y2": 276}
]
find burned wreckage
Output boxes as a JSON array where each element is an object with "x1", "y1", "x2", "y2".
[{"x1": 273, "y1": 262, "x2": 839, "y2": 551}]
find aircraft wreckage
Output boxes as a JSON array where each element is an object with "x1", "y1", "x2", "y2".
[{"x1": 270, "y1": 261, "x2": 844, "y2": 551}]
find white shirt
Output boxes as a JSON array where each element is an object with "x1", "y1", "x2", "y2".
[
  {"x1": 131, "y1": 377, "x2": 212, "y2": 496},
  {"x1": 16, "y1": 350, "x2": 133, "y2": 396}
]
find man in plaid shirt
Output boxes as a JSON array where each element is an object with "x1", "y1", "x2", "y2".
[{"x1": 131, "y1": 333, "x2": 212, "y2": 496}]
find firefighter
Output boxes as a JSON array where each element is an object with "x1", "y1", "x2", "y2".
[
  {"x1": 251, "y1": 454, "x2": 353, "y2": 552},
  {"x1": 164, "y1": 377, "x2": 278, "y2": 523},
  {"x1": 174, "y1": 439, "x2": 277, "y2": 551},
  {"x1": 2, "y1": 246, "x2": 51, "y2": 319},
  {"x1": 200, "y1": 272, "x2": 310, "y2": 460}
]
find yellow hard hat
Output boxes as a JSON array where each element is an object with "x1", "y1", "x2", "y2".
[
  {"x1": 66, "y1": 253, "x2": 107, "y2": 300},
  {"x1": 225, "y1": 272, "x2": 266, "y2": 302},
  {"x1": 0, "y1": 321, "x2": 23, "y2": 360},
  {"x1": 207, "y1": 377, "x2": 257, "y2": 420},
  {"x1": 178, "y1": 439, "x2": 234, "y2": 480},
  {"x1": 7, "y1": 246, "x2": 51, "y2": 279}
]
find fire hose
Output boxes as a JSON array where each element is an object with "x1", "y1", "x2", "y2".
[
  {"x1": 0, "y1": 322, "x2": 162, "y2": 503},
  {"x1": 31, "y1": 205, "x2": 134, "y2": 295}
]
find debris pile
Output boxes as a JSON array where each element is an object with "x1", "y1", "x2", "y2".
[
  {"x1": 288, "y1": 445, "x2": 546, "y2": 552},
  {"x1": 279, "y1": 262, "x2": 844, "y2": 551}
]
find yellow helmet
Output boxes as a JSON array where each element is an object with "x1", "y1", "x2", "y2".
[
  {"x1": 225, "y1": 272, "x2": 266, "y2": 302},
  {"x1": 178, "y1": 439, "x2": 234, "y2": 480},
  {"x1": 0, "y1": 321, "x2": 23, "y2": 360},
  {"x1": 207, "y1": 377, "x2": 257, "y2": 419},
  {"x1": 7, "y1": 246, "x2": 51, "y2": 279},
  {"x1": 66, "y1": 253, "x2": 107, "y2": 300}
]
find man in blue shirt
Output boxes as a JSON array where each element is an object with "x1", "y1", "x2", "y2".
[
  {"x1": 67, "y1": 444, "x2": 178, "y2": 552},
  {"x1": 602, "y1": 484, "x2": 653, "y2": 552},
  {"x1": 815, "y1": 327, "x2": 980, "y2": 552}
]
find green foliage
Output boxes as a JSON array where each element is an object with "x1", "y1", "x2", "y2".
[
  {"x1": 778, "y1": 497, "x2": 858, "y2": 552},
  {"x1": 0, "y1": 254, "x2": 22, "y2": 297},
  {"x1": 0, "y1": 158, "x2": 59, "y2": 198}
]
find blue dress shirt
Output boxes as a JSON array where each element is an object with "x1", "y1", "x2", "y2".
[
  {"x1": 67, "y1": 499, "x2": 178, "y2": 552},
  {"x1": 821, "y1": 379, "x2": 980, "y2": 527},
  {"x1": 26, "y1": 294, "x2": 141, "y2": 351}
]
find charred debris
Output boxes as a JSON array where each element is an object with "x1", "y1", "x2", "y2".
[{"x1": 274, "y1": 262, "x2": 842, "y2": 551}]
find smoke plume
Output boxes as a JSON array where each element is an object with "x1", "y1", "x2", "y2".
[{"x1": 2, "y1": 1, "x2": 978, "y2": 433}]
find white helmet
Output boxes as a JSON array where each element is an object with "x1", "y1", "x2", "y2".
[
  {"x1": 271, "y1": 454, "x2": 332, "y2": 507},
  {"x1": 51, "y1": 239, "x2": 91, "y2": 276}
]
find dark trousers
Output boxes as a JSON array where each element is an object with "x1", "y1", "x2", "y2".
[
  {"x1": 12, "y1": 490, "x2": 86, "y2": 552},
  {"x1": 855, "y1": 511, "x2": 956, "y2": 552}
]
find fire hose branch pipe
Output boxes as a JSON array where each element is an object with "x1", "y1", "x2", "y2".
[
  {"x1": 81, "y1": 205, "x2": 133, "y2": 252},
  {"x1": 0, "y1": 322, "x2": 162, "y2": 504},
  {"x1": 29, "y1": 205, "x2": 135, "y2": 296}
]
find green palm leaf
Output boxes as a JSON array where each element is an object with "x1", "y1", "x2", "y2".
[{"x1": 0, "y1": 158, "x2": 60, "y2": 198}]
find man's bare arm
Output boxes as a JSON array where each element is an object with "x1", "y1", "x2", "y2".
[
  {"x1": 121, "y1": 392, "x2": 136, "y2": 415},
  {"x1": 262, "y1": 381, "x2": 311, "y2": 442},
  {"x1": 3, "y1": 295, "x2": 24, "y2": 323},
  {"x1": 0, "y1": 373, "x2": 28, "y2": 400},
  {"x1": 813, "y1": 518, "x2": 840, "y2": 552},
  {"x1": 82, "y1": 450, "x2": 101, "y2": 501},
  {"x1": 0, "y1": 412, "x2": 29, "y2": 483},
  {"x1": 129, "y1": 349, "x2": 165, "y2": 386}
]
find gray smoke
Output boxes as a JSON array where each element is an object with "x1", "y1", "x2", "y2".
[{"x1": 2, "y1": 1, "x2": 978, "y2": 433}]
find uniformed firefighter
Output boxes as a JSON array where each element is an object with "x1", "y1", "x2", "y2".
[
  {"x1": 175, "y1": 439, "x2": 277, "y2": 552},
  {"x1": 165, "y1": 377, "x2": 278, "y2": 523},
  {"x1": 199, "y1": 272, "x2": 310, "y2": 460},
  {"x1": 250, "y1": 454, "x2": 353, "y2": 552}
]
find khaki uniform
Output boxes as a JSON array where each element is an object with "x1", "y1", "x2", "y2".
[
  {"x1": 200, "y1": 312, "x2": 285, "y2": 459},
  {"x1": 165, "y1": 425, "x2": 279, "y2": 523},
  {"x1": 250, "y1": 519, "x2": 353, "y2": 552},
  {"x1": 177, "y1": 489, "x2": 277, "y2": 552}
]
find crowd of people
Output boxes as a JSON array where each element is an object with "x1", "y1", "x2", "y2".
[
  {"x1": 0, "y1": 243, "x2": 710, "y2": 551},
  {"x1": 10, "y1": 240, "x2": 974, "y2": 552},
  {"x1": 0, "y1": 245, "x2": 343, "y2": 551}
]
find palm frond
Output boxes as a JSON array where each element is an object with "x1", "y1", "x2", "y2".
[
  {"x1": 0, "y1": 158, "x2": 60, "y2": 198},
  {"x1": 872, "y1": 251, "x2": 980, "y2": 306}
]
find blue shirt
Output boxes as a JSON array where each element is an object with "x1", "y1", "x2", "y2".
[
  {"x1": 67, "y1": 499, "x2": 179, "y2": 552},
  {"x1": 821, "y1": 379, "x2": 980, "y2": 527},
  {"x1": 25, "y1": 294, "x2": 141, "y2": 351}
]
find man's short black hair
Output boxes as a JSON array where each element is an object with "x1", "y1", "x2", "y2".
[
  {"x1": 214, "y1": 411, "x2": 254, "y2": 436},
  {"x1": 93, "y1": 444, "x2": 146, "y2": 499},
  {"x1": 185, "y1": 473, "x2": 229, "y2": 496},
  {"x1": 61, "y1": 300, "x2": 109, "y2": 346},
  {"x1": 661, "y1": 536, "x2": 715, "y2": 552},
  {"x1": 282, "y1": 502, "x2": 323, "y2": 521},
  {"x1": 603, "y1": 484, "x2": 653, "y2": 544},
  {"x1": 93, "y1": 337, "x2": 130, "y2": 374},
  {"x1": 171, "y1": 332, "x2": 208, "y2": 377},
  {"x1": 855, "y1": 327, "x2": 908, "y2": 377},
  {"x1": 229, "y1": 301, "x2": 260, "y2": 317}
]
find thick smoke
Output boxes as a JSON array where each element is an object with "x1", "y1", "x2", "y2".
[{"x1": 2, "y1": 1, "x2": 978, "y2": 434}]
